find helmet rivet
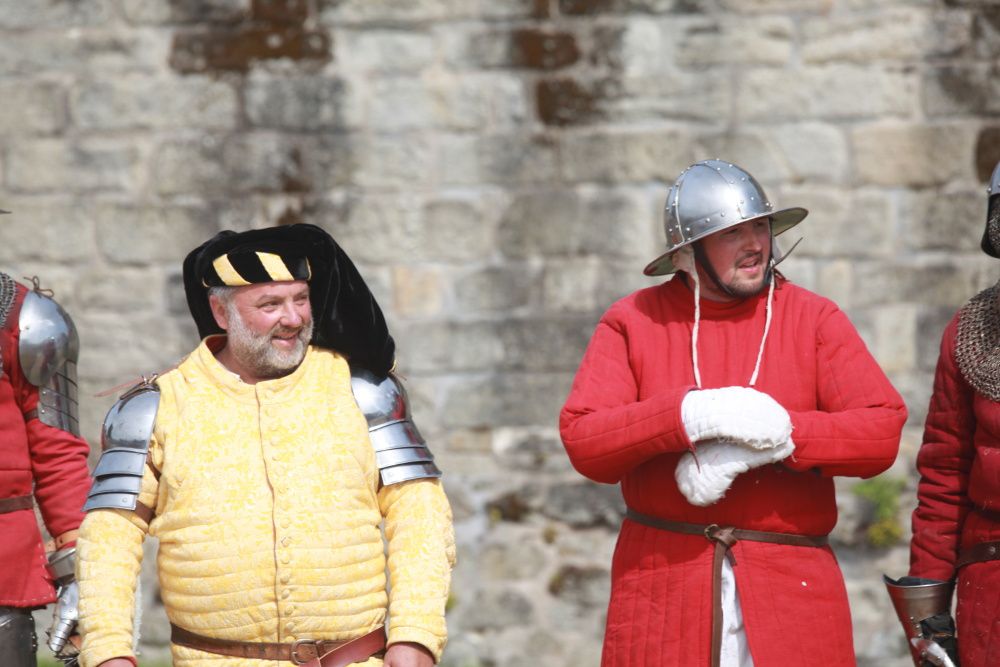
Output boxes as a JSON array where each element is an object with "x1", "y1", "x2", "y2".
[{"x1": 721, "y1": 212, "x2": 726, "y2": 217}]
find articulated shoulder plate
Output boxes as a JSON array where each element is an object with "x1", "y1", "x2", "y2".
[
  {"x1": 18, "y1": 290, "x2": 82, "y2": 435},
  {"x1": 351, "y1": 368, "x2": 441, "y2": 486},
  {"x1": 83, "y1": 381, "x2": 160, "y2": 513}
]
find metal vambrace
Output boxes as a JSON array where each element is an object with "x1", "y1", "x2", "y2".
[
  {"x1": 883, "y1": 575, "x2": 960, "y2": 667},
  {"x1": 45, "y1": 548, "x2": 80, "y2": 661}
]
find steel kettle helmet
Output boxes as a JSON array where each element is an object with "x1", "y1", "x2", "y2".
[
  {"x1": 643, "y1": 159, "x2": 809, "y2": 276},
  {"x1": 982, "y1": 160, "x2": 1000, "y2": 258}
]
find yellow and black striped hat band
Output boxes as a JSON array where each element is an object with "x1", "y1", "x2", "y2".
[{"x1": 202, "y1": 250, "x2": 312, "y2": 287}]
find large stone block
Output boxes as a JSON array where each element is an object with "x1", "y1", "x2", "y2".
[
  {"x1": 899, "y1": 189, "x2": 985, "y2": 251},
  {"x1": 441, "y1": 373, "x2": 574, "y2": 428},
  {"x1": 0, "y1": 202, "x2": 95, "y2": 264},
  {"x1": 369, "y1": 76, "x2": 435, "y2": 131},
  {"x1": 75, "y1": 267, "x2": 166, "y2": 313},
  {"x1": 780, "y1": 186, "x2": 893, "y2": 258},
  {"x1": 852, "y1": 123, "x2": 975, "y2": 187},
  {"x1": 352, "y1": 132, "x2": 434, "y2": 189},
  {"x1": 324, "y1": 193, "x2": 425, "y2": 264},
  {"x1": 767, "y1": 124, "x2": 850, "y2": 183},
  {"x1": 852, "y1": 259, "x2": 980, "y2": 309},
  {"x1": 873, "y1": 303, "x2": 918, "y2": 373},
  {"x1": 801, "y1": 10, "x2": 930, "y2": 63},
  {"x1": 391, "y1": 265, "x2": 446, "y2": 318},
  {"x1": 719, "y1": 0, "x2": 832, "y2": 10},
  {"x1": 498, "y1": 187, "x2": 656, "y2": 259},
  {"x1": 432, "y1": 73, "x2": 529, "y2": 132},
  {"x1": 559, "y1": 127, "x2": 696, "y2": 183},
  {"x1": 738, "y1": 66, "x2": 916, "y2": 121},
  {"x1": 474, "y1": 133, "x2": 561, "y2": 185},
  {"x1": 922, "y1": 65, "x2": 1000, "y2": 117},
  {"x1": 7, "y1": 139, "x2": 140, "y2": 193},
  {"x1": 0, "y1": 82, "x2": 68, "y2": 135},
  {"x1": 94, "y1": 205, "x2": 215, "y2": 264},
  {"x1": 0, "y1": 30, "x2": 170, "y2": 76},
  {"x1": 479, "y1": 538, "x2": 549, "y2": 580},
  {"x1": 245, "y1": 74, "x2": 360, "y2": 130},
  {"x1": 73, "y1": 76, "x2": 239, "y2": 130},
  {"x1": 454, "y1": 265, "x2": 538, "y2": 313},
  {"x1": 677, "y1": 16, "x2": 793, "y2": 66},
  {"x1": 0, "y1": 0, "x2": 115, "y2": 28},
  {"x1": 335, "y1": 29, "x2": 435, "y2": 73},
  {"x1": 542, "y1": 256, "x2": 607, "y2": 313},
  {"x1": 498, "y1": 317, "x2": 596, "y2": 371},
  {"x1": 421, "y1": 194, "x2": 502, "y2": 262},
  {"x1": 615, "y1": 68, "x2": 733, "y2": 123},
  {"x1": 540, "y1": 482, "x2": 625, "y2": 528},
  {"x1": 492, "y1": 426, "x2": 575, "y2": 473}
]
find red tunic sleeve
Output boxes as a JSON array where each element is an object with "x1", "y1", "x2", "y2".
[
  {"x1": 8, "y1": 291, "x2": 91, "y2": 542},
  {"x1": 908, "y1": 316, "x2": 974, "y2": 580},
  {"x1": 783, "y1": 305, "x2": 907, "y2": 478},
  {"x1": 559, "y1": 307, "x2": 694, "y2": 484}
]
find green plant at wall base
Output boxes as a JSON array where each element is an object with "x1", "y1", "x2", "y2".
[{"x1": 853, "y1": 476, "x2": 907, "y2": 548}]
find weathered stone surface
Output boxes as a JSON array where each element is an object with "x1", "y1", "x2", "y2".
[
  {"x1": 852, "y1": 124, "x2": 975, "y2": 187},
  {"x1": 802, "y1": 11, "x2": 930, "y2": 63},
  {"x1": 873, "y1": 304, "x2": 918, "y2": 373},
  {"x1": 441, "y1": 373, "x2": 574, "y2": 428},
  {"x1": 976, "y1": 126, "x2": 1000, "y2": 182},
  {"x1": 852, "y1": 260, "x2": 980, "y2": 308},
  {"x1": 0, "y1": 203, "x2": 95, "y2": 264},
  {"x1": 454, "y1": 265, "x2": 538, "y2": 313},
  {"x1": 0, "y1": 82, "x2": 68, "y2": 135},
  {"x1": 246, "y1": 74, "x2": 358, "y2": 130},
  {"x1": 73, "y1": 76, "x2": 239, "y2": 130},
  {"x1": 421, "y1": 195, "x2": 502, "y2": 262},
  {"x1": 559, "y1": 128, "x2": 696, "y2": 183},
  {"x1": 480, "y1": 539, "x2": 549, "y2": 579},
  {"x1": 335, "y1": 29, "x2": 435, "y2": 73},
  {"x1": 540, "y1": 482, "x2": 625, "y2": 528},
  {"x1": 677, "y1": 16, "x2": 793, "y2": 66},
  {"x1": 499, "y1": 317, "x2": 598, "y2": 371},
  {"x1": 170, "y1": 25, "x2": 330, "y2": 74},
  {"x1": 94, "y1": 205, "x2": 216, "y2": 264},
  {"x1": 7, "y1": 139, "x2": 141, "y2": 193},
  {"x1": 369, "y1": 76, "x2": 435, "y2": 130},
  {"x1": 492, "y1": 427, "x2": 575, "y2": 473},
  {"x1": 351, "y1": 132, "x2": 433, "y2": 189},
  {"x1": 432, "y1": 73, "x2": 529, "y2": 132},
  {"x1": 462, "y1": 587, "x2": 537, "y2": 632},
  {"x1": 738, "y1": 66, "x2": 917, "y2": 122},
  {"x1": 922, "y1": 65, "x2": 1000, "y2": 117},
  {"x1": 719, "y1": 0, "x2": 830, "y2": 10},
  {"x1": 781, "y1": 186, "x2": 893, "y2": 258},
  {"x1": 899, "y1": 189, "x2": 986, "y2": 252},
  {"x1": 394, "y1": 321, "x2": 505, "y2": 373},
  {"x1": 392, "y1": 265, "x2": 447, "y2": 318},
  {"x1": 0, "y1": 0, "x2": 115, "y2": 28},
  {"x1": 0, "y1": 30, "x2": 170, "y2": 75}
]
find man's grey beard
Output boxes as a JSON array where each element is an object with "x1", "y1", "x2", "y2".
[{"x1": 225, "y1": 302, "x2": 314, "y2": 379}]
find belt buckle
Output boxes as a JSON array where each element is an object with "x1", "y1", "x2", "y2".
[{"x1": 291, "y1": 638, "x2": 320, "y2": 665}]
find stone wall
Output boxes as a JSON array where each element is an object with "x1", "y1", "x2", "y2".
[{"x1": 6, "y1": 0, "x2": 999, "y2": 665}]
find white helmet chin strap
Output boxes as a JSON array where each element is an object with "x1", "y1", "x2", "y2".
[{"x1": 672, "y1": 245, "x2": 774, "y2": 389}]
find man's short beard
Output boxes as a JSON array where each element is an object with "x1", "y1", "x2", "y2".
[
  {"x1": 725, "y1": 273, "x2": 768, "y2": 299},
  {"x1": 225, "y1": 301, "x2": 313, "y2": 379}
]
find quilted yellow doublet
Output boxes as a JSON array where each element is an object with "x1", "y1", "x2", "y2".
[{"x1": 78, "y1": 341, "x2": 454, "y2": 667}]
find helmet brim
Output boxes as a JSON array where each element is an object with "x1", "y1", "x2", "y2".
[{"x1": 642, "y1": 207, "x2": 809, "y2": 276}]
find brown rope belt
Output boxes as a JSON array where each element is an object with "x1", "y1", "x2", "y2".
[
  {"x1": 0, "y1": 494, "x2": 33, "y2": 514},
  {"x1": 625, "y1": 508, "x2": 829, "y2": 667},
  {"x1": 170, "y1": 623, "x2": 386, "y2": 667},
  {"x1": 956, "y1": 540, "x2": 1000, "y2": 570}
]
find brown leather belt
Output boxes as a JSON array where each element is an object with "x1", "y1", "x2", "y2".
[
  {"x1": 957, "y1": 540, "x2": 1000, "y2": 569},
  {"x1": 0, "y1": 494, "x2": 33, "y2": 514},
  {"x1": 170, "y1": 623, "x2": 386, "y2": 666},
  {"x1": 625, "y1": 508, "x2": 829, "y2": 667}
]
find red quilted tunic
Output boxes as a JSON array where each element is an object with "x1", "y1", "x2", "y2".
[
  {"x1": 910, "y1": 314, "x2": 1000, "y2": 667},
  {"x1": 0, "y1": 282, "x2": 91, "y2": 607},
  {"x1": 560, "y1": 275, "x2": 906, "y2": 667}
]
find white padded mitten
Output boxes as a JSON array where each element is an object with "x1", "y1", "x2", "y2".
[
  {"x1": 680, "y1": 386, "x2": 792, "y2": 450},
  {"x1": 675, "y1": 438, "x2": 796, "y2": 507}
]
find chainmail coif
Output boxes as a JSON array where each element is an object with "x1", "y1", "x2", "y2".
[{"x1": 956, "y1": 281, "x2": 1000, "y2": 401}]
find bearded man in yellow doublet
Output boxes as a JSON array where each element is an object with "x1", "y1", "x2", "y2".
[{"x1": 75, "y1": 225, "x2": 455, "y2": 667}]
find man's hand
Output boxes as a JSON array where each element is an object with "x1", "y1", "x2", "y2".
[
  {"x1": 383, "y1": 641, "x2": 435, "y2": 667},
  {"x1": 681, "y1": 386, "x2": 791, "y2": 450}
]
